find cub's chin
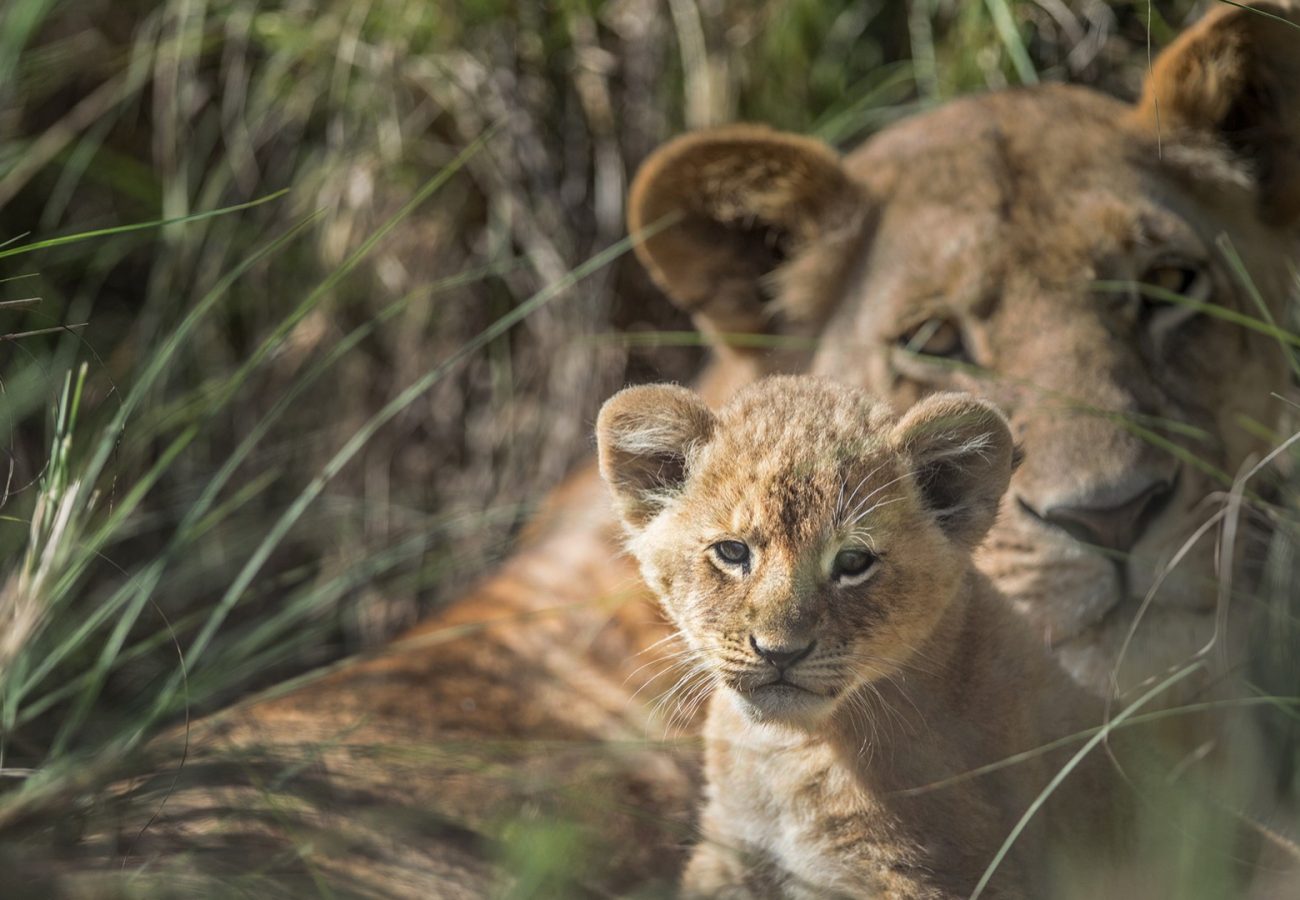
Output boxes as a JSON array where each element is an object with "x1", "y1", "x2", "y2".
[{"x1": 728, "y1": 681, "x2": 837, "y2": 728}]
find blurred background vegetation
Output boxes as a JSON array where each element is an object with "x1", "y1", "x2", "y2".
[{"x1": 0, "y1": 0, "x2": 1212, "y2": 888}]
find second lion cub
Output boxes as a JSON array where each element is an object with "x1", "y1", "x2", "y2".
[{"x1": 596, "y1": 376, "x2": 1129, "y2": 899}]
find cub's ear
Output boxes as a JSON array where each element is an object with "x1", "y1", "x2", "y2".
[
  {"x1": 1134, "y1": 1, "x2": 1300, "y2": 225},
  {"x1": 627, "y1": 125, "x2": 866, "y2": 336},
  {"x1": 889, "y1": 393, "x2": 1015, "y2": 549},
  {"x1": 596, "y1": 384, "x2": 716, "y2": 530}
]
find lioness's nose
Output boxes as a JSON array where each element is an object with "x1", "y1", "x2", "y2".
[
  {"x1": 750, "y1": 635, "x2": 815, "y2": 670},
  {"x1": 1025, "y1": 475, "x2": 1176, "y2": 554}
]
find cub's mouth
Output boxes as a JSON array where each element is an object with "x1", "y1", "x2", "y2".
[{"x1": 731, "y1": 676, "x2": 837, "y2": 723}]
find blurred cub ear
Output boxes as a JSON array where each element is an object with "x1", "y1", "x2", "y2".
[
  {"x1": 1134, "y1": 1, "x2": 1300, "y2": 225},
  {"x1": 889, "y1": 394, "x2": 1015, "y2": 549},
  {"x1": 597, "y1": 384, "x2": 716, "y2": 530},
  {"x1": 628, "y1": 125, "x2": 866, "y2": 337}
]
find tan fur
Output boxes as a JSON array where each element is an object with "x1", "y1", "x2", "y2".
[
  {"x1": 629, "y1": 3, "x2": 1300, "y2": 703},
  {"x1": 627, "y1": 125, "x2": 867, "y2": 337},
  {"x1": 599, "y1": 377, "x2": 1128, "y2": 898},
  {"x1": 45, "y1": 6, "x2": 1300, "y2": 895},
  {"x1": 1138, "y1": 0, "x2": 1300, "y2": 224}
]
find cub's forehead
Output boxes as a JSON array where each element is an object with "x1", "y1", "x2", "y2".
[
  {"x1": 684, "y1": 379, "x2": 903, "y2": 541},
  {"x1": 712, "y1": 377, "x2": 893, "y2": 456}
]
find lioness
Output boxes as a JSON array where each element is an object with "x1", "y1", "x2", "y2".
[
  {"x1": 599, "y1": 377, "x2": 1128, "y2": 899},
  {"x1": 627, "y1": 2, "x2": 1300, "y2": 703},
  {"x1": 32, "y1": 4, "x2": 1300, "y2": 896}
]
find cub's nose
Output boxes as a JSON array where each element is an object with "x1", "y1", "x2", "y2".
[
  {"x1": 750, "y1": 635, "x2": 815, "y2": 670},
  {"x1": 1023, "y1": 474, "x2": 1176, "y2": 554}
]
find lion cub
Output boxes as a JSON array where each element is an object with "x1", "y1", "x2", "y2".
[{"x1": 597, "y1": 376, "x2": 1127, "y2": 899}]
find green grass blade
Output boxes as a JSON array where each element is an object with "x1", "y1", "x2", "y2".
[
  {"x1": 970, "y1": 662, "x2": 1204, "y2": 899},
  {"x1": 982, "y1": 0, "x2": 1037, "y2": 85},
  {"x1": 162, "y1": 222, "x2": 655, "y2": 709},
  {"x1": 0, "y1": 189, "x2": 290, "y2": 260}
]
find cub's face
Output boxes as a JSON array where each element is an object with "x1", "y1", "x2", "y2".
[{"x1": 597, "y1": 377, "x2": 1014, "y2": 726}]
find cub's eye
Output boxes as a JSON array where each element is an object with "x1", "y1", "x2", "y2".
[
  {"x1": 712, "y1": 540, "x2": 751, "y2": 568},
  {"x1": 897, "y1": 318, "x2": 968, "y2": 361},
  {"x1": 1138, "y1": 263, "x2": 1209, "y2": 337},
  {"x1": 832, "y1": 548, "x2": 878, "y2": 586}
]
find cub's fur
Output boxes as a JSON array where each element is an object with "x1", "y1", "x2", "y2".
[{"x1": 599, "y1": 377, "x2": 1128, "y2": 898}]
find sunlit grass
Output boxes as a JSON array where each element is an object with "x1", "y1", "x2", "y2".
[{"x1": 5, "y1": 0, "x2": 1293, "y2": 897}]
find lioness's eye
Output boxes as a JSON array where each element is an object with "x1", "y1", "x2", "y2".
[
  {"x1": 897, "y1": 318, "x2": 968, "y2": 361},
  {"x1": 1138, "y1": 263, "x2": 1209, "y2": 338},
  {"x1": 1143, "y1": 264, "x2": 1205, "y2": 299},
  {"x1": 712, "y1": 540, "x2": 751, "y2": 568},
  {"x1": 832, "y1": 548, "x2": 878, "y2": 585}
]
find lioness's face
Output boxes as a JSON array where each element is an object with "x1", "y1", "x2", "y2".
[
  {"x1": 597, "y1": 379, "x2": 1015, "y2": 728},
  {"x1": 817, "y1": 86, "x2": 1294, "y2": 690},
  {"x1": 629, "y1": 4, "x2": 1300, "y2": 695}
]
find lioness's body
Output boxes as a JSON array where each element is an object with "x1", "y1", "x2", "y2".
[
  {"x1": 599, "y1": 377, "x2": 1127, "y2": 898},
  {"x1": 28, "y1": 5, "x2": 1300, "y2": 896}
]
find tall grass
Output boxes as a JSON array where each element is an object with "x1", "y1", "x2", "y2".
[{"x1": 10, "y1": 0, "x2": 1290, "y2": 895}]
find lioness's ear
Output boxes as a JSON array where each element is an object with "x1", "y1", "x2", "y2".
[
  {"x1": 628, "y1": 125, "x2": 865, "y2": 335},
  {"x1": 597, "y1": 384, "x2": 716, "y2": 530},
  {"x1": 1134, "y1": 2, "x2": 1300, "y2": 224},
  {"x1": 889, "y1": 394, "x2": 1015, "y2": 549}
]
